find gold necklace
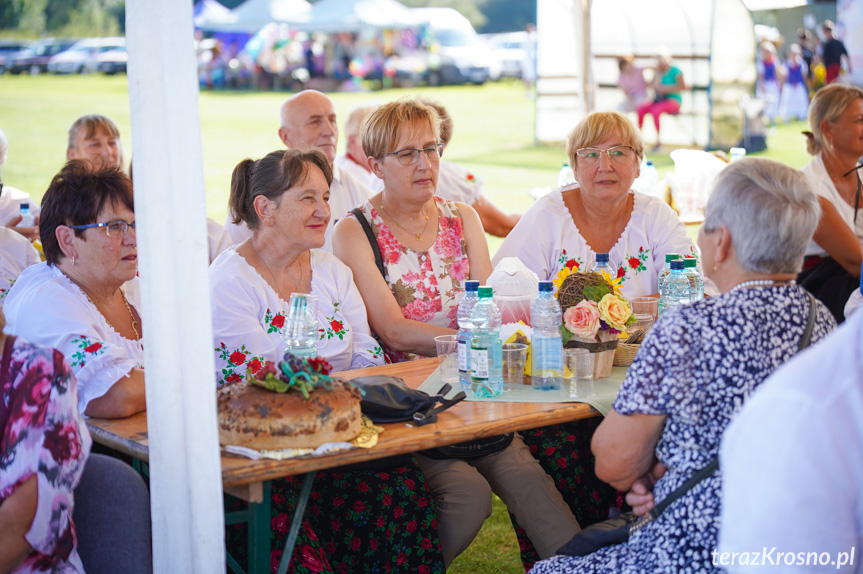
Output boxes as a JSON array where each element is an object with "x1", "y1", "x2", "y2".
[
  {"x1": 251, "y1": 238, "x2": 304, "y2": 302},
  {"x1": 61, "y1": 269, "x2": 140, "y2": 340},
  {"x1": 379, "y1": 199, "x2": 431, "y2": 242}
]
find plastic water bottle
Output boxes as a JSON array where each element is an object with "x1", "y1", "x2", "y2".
[
  {"x1": 730, "y1": 147, "x2": 746, "y2": 162},
  {"x1": 636, "y1": 159, "x2": 660, "y2": 196},
  {"x1": 469, "y1": 287, "x2": 503, "y2": 397},
  {"x1": 457, "y1": 280, "x2": 480, "y2": 389},
  {"x1": 659, "y1": 260, "x2": 691, "y2": 315},
  {"x1": 284, "y1": 293, "x2": 318, "y2": 358},
  {"x1": 591, "y1": 253, "x2": 616, "y2": 278},
  {"x1": 657, "y1": 253, "x2": 679, "y2": 315},
  {"x1": 18, "y1": 203, "x2": 35, "y2": 227},
  {"x1": 557, "y1": 163, "x2": 575, "y2": 188},
  {"x1": 683, "y1": 257, "x2": 704, "y2": 301},
  {"x1": 530, "y1": 281, "x2": 563, "y2": 391}
]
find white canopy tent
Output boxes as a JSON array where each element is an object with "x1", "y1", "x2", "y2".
[
  {"x1": 290, "y1": 0, "x2": 426, "y2": 33},
  {"x1": 536, "y1": 0, "x2": 757, "y2": 150},
  {"x1": 198, "y1": 0, "x2": 311, "y2": 33}
]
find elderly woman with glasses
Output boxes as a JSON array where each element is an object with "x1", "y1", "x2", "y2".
[
  {"x1": 4, "y1": 161, "x2": 144, "y2": 419},
  {"x1": 494, "y1": 111, "x2": 697, "y2": 299},
  {"x1": 333, "y1": 98, "x2": 581, "y2": 569}
]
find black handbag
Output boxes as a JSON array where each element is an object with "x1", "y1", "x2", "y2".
[
  {"x1": 558, "y1": 292, "x2": 818, "y2": 557},
  {"x1": 352, "y1": 375, "x2": 465, "y2": 426}
]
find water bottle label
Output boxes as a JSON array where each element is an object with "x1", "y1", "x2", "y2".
[
  {"x1": 458, "y1": 339, "x2": 468, "y2": 374},
  {"x1": 471, "y1": 348, "x2": 489, "y2": 380}
]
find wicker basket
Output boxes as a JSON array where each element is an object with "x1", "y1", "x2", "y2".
[
  {"x1": 613, "y1": 342, "x2": 640, "y2": 367},
  {"x1": 565, "y1": 331, "x2": 617, "y2": 379}
]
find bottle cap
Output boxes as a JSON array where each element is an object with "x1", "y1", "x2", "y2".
[
  {"x1": 683, "y1": 257, "x2": 697, "y2": 268},
  {"x1": 465, "y1": 280, "x2": 479, "y2": 292},
  {"x1": 478, "y1": 286, "x2": 493, "y2": 298},
  {"x1": 20, "y1": 202, "x2": 29, "y2": 210},
  {"x1": 665, "y1": 253, "x2": 679, "y2": 263},
  {"x1": 596, "y1": 253, "x2": 609, "y2": 263},
  {"x1": 538, "y1": 281, "x2": 553, "y2": 292},
  {"x1": 646, "y1": 160, "x2": 654, "y2": 166},
  {"x1": 670, "y1": 260, "x2": 684, "y2": 270}
]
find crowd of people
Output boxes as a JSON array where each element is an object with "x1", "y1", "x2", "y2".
[{"x1": 0, "y1": 77, "x2": 861, "y2": 573}]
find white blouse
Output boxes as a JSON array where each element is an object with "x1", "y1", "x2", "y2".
[
  {"x1": 492, "y1": 187, "x2": 699, "y2": 298},
  {"x1": 0, "y1": 226, "x2": 41, "y2": 307},
  {"x1": 3, "y1": 263, "x2": 145, "y2": 415},
  {"x1": 801, "y1": 154, "x2": 863, "y2": 256},
  {"x1": 210, "y1": 247, "x2": 384, "y2": 385}
]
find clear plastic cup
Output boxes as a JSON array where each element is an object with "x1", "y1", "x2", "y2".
[
  {"x1": 629, "y1": 297, "x2": 659, "y2": 321},
  {"x1": 434, "y1": 335, "x2": 459, "y2": 384},
  {"x1": 562, "y1": 348, "x2": 596, "y2": 398},
  {"x1": 501, "y1": 343, "x2": 528, "y2": 392}
]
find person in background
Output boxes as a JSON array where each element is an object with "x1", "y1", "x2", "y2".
[
  {"x1": 757, "y1": 41, "x2": 783, "y2": 124},
  {"x1": 797, "y1": 28, "x2": 815, "y2": 82},
  {"x1": 636, "y1": 51, "x2": 686, "y2": 151},
  {"x1": 617, "y1": 56, "x2": 648, "y2": 113},
  {"x1": 333, "y1": 101, "x2": 381, "y2": 190},
  {"x1": 817, "y1": 20, "x2": 851, "y2": 85},
  {"x1": 531, "y1": 158, "x2": 835, "y2": 574},
  {"x1": 778, "y1": 43, "x2": 810, "y2": 122},
  {"x1": 0, "y1": 307, "x2": 92, "y2": 574},
  {"x1": 797, "y1": 84, "x2": 863, "y2": 322},
  {"x1": 719, "y1": 307, "x2": 862, "y2": 573},
  {"x1": 334, "y1": 98, "x2": 581, "y2": 568},
  {"x1": 67, "y1": 114, "x2": 232, "y2": 263},
  {"x1": 0, "y1": 128, "x2": 40, "y2": 241},
  {"x1": 224, "y1": 90, "x2": 375, "y2": 251},
  {"x1": 4, "y1": 162, "x2": 145, "y2": 419},
  {"x1": 494, "y1": 111, "x2": 698, "y2": 299},
  {"x1": 522, "y1": 23, "x2": 537, "y2": 95},
  {"x1": 0, "y1": 226, "x2": 40, "y2": 307}
]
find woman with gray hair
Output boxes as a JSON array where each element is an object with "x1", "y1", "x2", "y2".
[
  {"x1": 531, "y1": 158, "x2": 836, "y2": 574},
  {"x1": 797, "y1": 83, "x2": 863, "y2": 322}
]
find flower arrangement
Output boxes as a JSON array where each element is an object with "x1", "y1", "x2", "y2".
[
  {"x1": 246, "y1": 352, "x2": 336, "y2": 399},
  {"x1": 554, "y1": 268, "x2": 636, "y2": 345}
]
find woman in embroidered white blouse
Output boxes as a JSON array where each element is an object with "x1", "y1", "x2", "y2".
[
  {"x1": 211, "y1": 148, "x2": 383, "y2": 386},
  {"x1": 493, "y1": 111, "x2": 697, "y2": 299},
  {"x1": 4, "y1": 161, "x2": 144, "y2": 419}
]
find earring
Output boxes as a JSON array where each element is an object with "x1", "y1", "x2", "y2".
[{"x1": 71, "y1": 256, "x2": 76, "y2": 266}]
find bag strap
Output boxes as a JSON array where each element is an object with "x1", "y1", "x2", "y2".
[
  {"x1": 635, "y1": 293, "x2": 818, "y2": 531},
  {"x1": 413, "y1": 384, "x2": 467, "y2": 426},
  {"x1": 0, "y1": 335, "x2": 18, "y2": 433},
  {"x1": 350, "y1": 207, "x2": 387, "y2": 281}
]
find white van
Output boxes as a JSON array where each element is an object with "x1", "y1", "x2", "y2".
[{"x1": 413, "y1": 7, "x2": 497, "y2": 85}]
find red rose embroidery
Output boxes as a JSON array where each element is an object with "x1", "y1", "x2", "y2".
[
  {"x1": 566, "y1": 259, "x2": 579, "y2": 271},
  {"x1": 396, "y1": 552, "x2": 407, "y2": 565},
  {"x1": 404, "y1": 479, "x2": 415, "y2": 490},
  {"x1": 556, "y1": 456, "x2": 567, "y2": 468},
  {"x1": 271, "y1": 314, "x2": 285, "y2": 328},
  {"x1": 350, "y1": 537, "x2": 361, "y2": 551},
  {"x1": 617, "y1": 266, "x2": 626, "y2": 279},
  {"x1": 248, "y1": 358, "x2": 262, "y2": 373},
  {"x1": 393, "y1": 506, "x2": 404, "y2": 518},
  {"x1": 353, "y1": 500, "x2": 365, "y2": 512},
  {"x1": 466, "y1": 173, "x2": 475, "y2": 181},
  {"x1": 84, "y1": 342, "x2": 102, "y2": 353},
  {"x1": 420, "y1": 538, "x2": 432, "y2": 550},
  {"x1": 628, "y1": 257, "x2": 640, "y2": 269},
  {"x1": 226, "y1": 373, "x2": 241, "y2": 383},
  {"x1": 382, "y1": 493, "x2": 392, "y2": 506},
  {"x1": 229, "y1": 351, "x2": 246, "y2": 365},
  {"x1": 272, "y1": 513, "x2": 289, "y2": 534},
  {"x1": 407, "y1": 520, "x2": 417, "y2": 533},
  {"x1": 330, "y1": 320, "x2": 343, "y2": 332}
]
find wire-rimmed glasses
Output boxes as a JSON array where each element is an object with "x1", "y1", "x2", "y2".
[
  {"x1": 69, "y1": 220, "x2": 136, "y2": 237},
  {"x1": 382, "y1": 143, "x2": 444, "y2": 166},
  {"x1": 574, "y1": 145, "x2": 636, "y2": 165}
]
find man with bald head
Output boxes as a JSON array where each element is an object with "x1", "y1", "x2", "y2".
[{"x1": 225, "y1": 90, "x2": 374, "y2": 251}]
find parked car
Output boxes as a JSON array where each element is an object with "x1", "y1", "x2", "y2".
[
  {"x1": 47, "y1": 37, "x2": 125, "y2": 74},
  {"x1": 482, "y1": 31, "x2": 528, "y2": 79},
  {"x1": 0, "y1": 39, "x2": 31, "y2": 74},
  {"x1": 7, "y1": 38, "x2": 76, "y2": 75},
  {"x1": 95, "y1": 46, "x2": 128, "y2": 74},
  {"x1": 414, "y1": 7, "x2": 496, "y2": 86}
]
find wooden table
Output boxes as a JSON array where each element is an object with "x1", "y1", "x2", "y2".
[{"x1": 86, "y1": 358, "x2": 603, "y2": 574}]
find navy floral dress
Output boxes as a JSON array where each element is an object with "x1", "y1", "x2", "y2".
[{"x1": 530, "y1": 285, "x2": 835, "y2": 574}]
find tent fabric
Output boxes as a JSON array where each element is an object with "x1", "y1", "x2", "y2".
[
  {"x1": 198, "y1": 0, "x2": 311, "y2": 33},
  {"x1": 193, "y1": 0, "x2": 233, "y2": 29},
  {"x1": 290, "y1": 0, "x2": 426, "y2": 33}
]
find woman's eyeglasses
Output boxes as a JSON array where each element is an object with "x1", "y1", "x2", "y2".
[
  {"x1": 575, "y1": 145, "x2": 636, "y2": 165},
  {"x1": 382, "y1": 143, "x2": 444, "y2": 166},
  {"x1": 69, "y1": 220, "x2": 136, "y2": 237}
]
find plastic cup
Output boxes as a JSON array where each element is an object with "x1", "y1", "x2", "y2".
[
  {"x1": 562, "y1": 348, "x2": 596, "y2": 398},
  {"x1": 434, "y1": 335, "x2": 459, "y2": 384},
  {"x1": 501, "y1": 343, "x2": 528, "y2": 392},
  {"x1": 629, "y1": 297, "x2": 659, "y2": 321}
]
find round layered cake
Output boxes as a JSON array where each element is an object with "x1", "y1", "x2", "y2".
[{"x1": 217, "y1": 379, "x2": 362, "y2": 449}]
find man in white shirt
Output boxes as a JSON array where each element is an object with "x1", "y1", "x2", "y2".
[
  {"x1": 718, "y1": 310, "x2": 863, "y2": 573},
  {"x1": 225, "y1": 90, "x2": 374, "y2": 252}
]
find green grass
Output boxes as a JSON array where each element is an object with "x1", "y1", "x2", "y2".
[{"x1": 0, "y1": 74, "x2": 812, "y2": 573}]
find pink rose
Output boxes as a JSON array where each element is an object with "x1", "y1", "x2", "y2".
[{"x1": 563, "y1": 300, "x2": 601, "y2": 339}]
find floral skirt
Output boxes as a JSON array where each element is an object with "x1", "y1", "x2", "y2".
[
  {"x1": 225, "y1": 457, "x2": 445, "y2": 574},
  {"x1": 511, "y1": 418, "x2": 623, "y2": 572}
]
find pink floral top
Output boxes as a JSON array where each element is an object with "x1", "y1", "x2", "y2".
[
  {"x1": 0, "y1": 337, "x2": 92, "y2": 573},
  {"x1": 350, "y1": 196, "x2": 469, "y2": 363}
]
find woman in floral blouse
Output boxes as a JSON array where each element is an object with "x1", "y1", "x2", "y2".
[
  {"x1": 214, "y1": 148, "x2": 444, "y2": 574},
  {"x1": 333, "y1": 98, "x2": 580, "y2": 568},
  {"x1": 0, "y1": 307, "x2": 92, "y2": 573}
]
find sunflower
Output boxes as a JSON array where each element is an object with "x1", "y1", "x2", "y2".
[
  {"x1": 597, "y1": 269, "x2": 625, "y2": 298},
  {"x1": 552, "y1": 265, "x2": 575, "y2": 295}
]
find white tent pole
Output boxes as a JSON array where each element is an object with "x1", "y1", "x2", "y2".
[{"x1": 126, "y1": 1, "x2": 225, "y2": 572}]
